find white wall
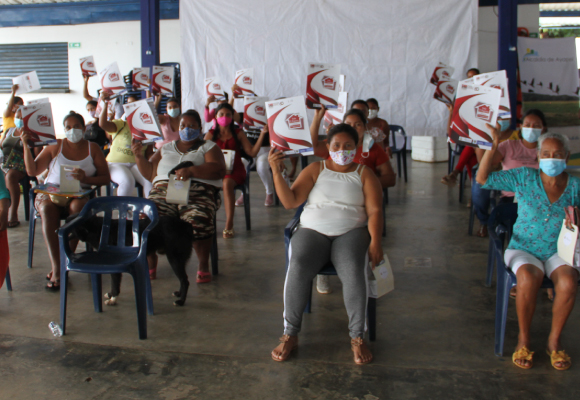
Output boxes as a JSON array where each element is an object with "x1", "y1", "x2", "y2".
[
  {"x1": 478, "y1": 5, "x2": 539, "y2": 74},
  {"x1": 0, "y1": 19, "x2": 180, "y2": 137}
]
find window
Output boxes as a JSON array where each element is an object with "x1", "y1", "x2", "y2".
[{"x1": 0, "y1": 42, "x2": 69, "y2": 93}]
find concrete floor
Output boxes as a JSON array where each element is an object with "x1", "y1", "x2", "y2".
[{"x1": 1, "y1": 155, "x2": 580, "y2": 399}]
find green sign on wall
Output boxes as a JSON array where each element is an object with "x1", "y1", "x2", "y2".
[{"x1": 68, "y1": 42, "x2": 81, "y2": 48}]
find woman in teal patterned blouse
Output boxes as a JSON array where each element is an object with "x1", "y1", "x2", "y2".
[{"x1": 477, "y1": 126, "x2": 579, "y2": 371}]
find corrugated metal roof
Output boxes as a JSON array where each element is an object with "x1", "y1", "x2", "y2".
[
  {"x1": 0, "y1": 0, "x2": 105, "y2": 5},
  {"x1": 541, "y1": 3, "x2": 580, "y2": 12}
]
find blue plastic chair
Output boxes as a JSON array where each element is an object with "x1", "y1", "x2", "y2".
[
  {"x1": 105, "y1": 181, "x2": 144, "y2": 198},
  {"x1": 58, "y1": 197, "x2": 158, "y2": 340},
  {"x1": 284, "y1": 205, "x2": 377, "y2": 341},
  {"x1": 389, "y1": 125, "x2": 407, "y2": 183},
  {"x1": 485, "y1": 203, "x2": 518, "y2": 287}
]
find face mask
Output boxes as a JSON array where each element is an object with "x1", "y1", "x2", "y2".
[
  {"x1": 217, "y1": 116, "x2": 232, "y2": 127},
  {"x1": 65, "y1": 128, "x2": 84, "y2": 144},
  {"x1": 539, "y1": 158, "x2": 566, "y2": 177},
  {"x1": 179, "y1": 127, "x2": 201, "y2": 142},
  {"x1": 368, "y1": 109, "x2": 378, "y2": 120},
  {"x1": 329, "y1": 149, "x2": 356, "y2": 166},
  {"x1": 88, "y1": 110, "x2": 96, "y2": 118},
  {"x1": 498, "y1": 119, "x2": 510, "y2": 132},
  {"x1": 168, "y1": 108, "x2": 181, "y2": 118},
  {"x1": 14, "y1": 118, "x2": 23, "y2": 129},
  {"x1": 521, "y1": 127, "x2": 542, "y2": 143}
]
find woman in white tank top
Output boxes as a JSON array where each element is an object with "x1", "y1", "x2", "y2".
[
  {"x1": 22, "y1": 112, "x2": 111, "y2": 290},
  {"x1": 268, "y1": 123, "x2": 384, "y2": 365}
]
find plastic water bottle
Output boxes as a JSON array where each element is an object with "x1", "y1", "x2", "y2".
[{"x1": 48, "y1": 321, "x2": 63, "y2": 337}]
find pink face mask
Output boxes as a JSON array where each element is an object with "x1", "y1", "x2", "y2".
[
  {"x1": 329, "y1": 149, "x2": 356, "y2": 166},
  {"x1": 217, "y1": 116, "x2": 232, "y2": 127}
]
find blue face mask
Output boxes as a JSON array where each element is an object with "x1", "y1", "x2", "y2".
[
  {"x1": 14, "y1": 118, "x2": 23, "y2": 129},
  {"x1": 521, "y1": 127, "x2": 542, "y2": 143},
  {"x1": 179, "y1": 127, "x2": 201, "y2": 142},
  {"x1": 539, "y1": 158, "x2": 567, "y2": 177},
  {"x1": 167, "y1": 108, "x2": 180, "y2": 118},
  {"x1": 498, "y1": 119, "x2": 510, "y2": 132}
]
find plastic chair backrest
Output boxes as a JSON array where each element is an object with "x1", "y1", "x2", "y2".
[
  {"x1": 389, "y1": 125, "x2": 406, "y2": 152},
  {"x1": 73, "y1": 197, "x2": 158, "y2": 254}
]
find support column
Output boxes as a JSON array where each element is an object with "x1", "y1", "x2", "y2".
[
  {"x1": 140, "y1": 0, "x2": 160, "y2": 69},
  {"x1": 497, "y1": 0, "x2": 518, "y2": 128}
]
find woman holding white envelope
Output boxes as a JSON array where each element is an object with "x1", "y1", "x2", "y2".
[
  {"x1": 132, "y1": 109, "x2": 225, "y2": 284},
  {"x1": 269, "y1": 123, "x2": 383, "y2": 365},
  {"x1": 21, "y1": 112, "x2": 111, "y2": 290},
  {"x1": 477, "y1": 129, "x2": 580, "y2": 371}
]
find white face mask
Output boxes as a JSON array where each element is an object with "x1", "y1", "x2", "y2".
[
  {"x1": 65, "y1": 128, "x2": 84, "y2": 144},
  {"x1": 368, "y1": 109, "x2": 378, "y2": 120}
]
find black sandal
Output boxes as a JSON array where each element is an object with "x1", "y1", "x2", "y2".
[
  {"x1": 46, "y1": 271, "x2": 53, "y2": 281},
  {"x1": 46, "y1": 280, "x2": 60, "y2": 291}
]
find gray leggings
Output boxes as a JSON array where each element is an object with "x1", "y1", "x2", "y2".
[{"x1": 284, "y1": 227, "x2": 371, "y2": 338}]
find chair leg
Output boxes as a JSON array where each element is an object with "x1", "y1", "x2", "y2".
[
  {"x1": 396, "y1": 153, "x2": 402, "y2": 178},
  {"x1": 145, "y1": 269, "x2": 154, "y2": 316},
  {"x1": 458, "y1": 170, "x2": 465, "y2": 203},
  {"x1": 211, "y1": 218, "x2": 218, "y2": 276},
  {"x1": 60, "y1": 270, "x2": 69, "y2": 335},
  {"x1": 402, "y1": 150, "x2": 408, "y2": 183},
  {"x1": 27, "y1": 216, "x2": 36, "y2": 268},
  {"x1": 243, "y1": 189, "x2": 251, "y2": 231},
  {"x1": 137, "y1": 184, "x2": 144, "y2": 198},
  {"x1": 132, "y1": 272, "x2": 148, "y2": 340},
  {"x1": 368, "y1": 297, "x2": 376, "y2": 342},
  {"x1": 468, "y1": 202, "x2": 475, "y2": 235},
  {"x1": 23, "y1": 186, "x2": 30, "y2": 222},
  {"x1": 495, "y1": 268, "x2": 512, "y2": 356},
  {"x1": 485, "y1": 238, "x2": 495, "y2": 288},
  {"x1": 5, "y1": 266, "x2": 12, "y2": 291},
  {"x1": 91, "y1": 274, "x2": 103, "y2": 313}
]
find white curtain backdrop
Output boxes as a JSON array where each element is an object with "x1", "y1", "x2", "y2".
[{"x1": 180, "y1": 0, "x2": 478, "y2": 137}]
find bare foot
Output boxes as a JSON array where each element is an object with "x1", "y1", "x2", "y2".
[
  {"x1": 271, "y1": 335, "x2": 298, "y2": 362},
  {"x1": 351, "y1": 337, "x2": 373, "y2": 365}
]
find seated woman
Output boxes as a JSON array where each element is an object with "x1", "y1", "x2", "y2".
[
  {"x1": 366, "y1": 98, "x2": 391, "y2": 154},
  {"x1": 204, "y1": 103, "x2": 268, "y2": 238},
  {"x1": 268, "y1": 123, "x2": 384, "y2": 365},
  {"x1": 132, "y1": 109, "x2": 226, "y2": 284},
  {"x1": 471, "y1": 110, "x2": 546, "y2": 238},
  {"x1": 1, "y1": 107, "x2": 40, "y2": 228},
  {"x1": 98, "y1": 92, "x2": 154, "y2": 198},
  {"x1": 152, "y1": 96, "x2": 182, "y2": 150},
  {"x1": 84, "y1": 100, "x2": 109, "y2": 149},
  {"x1": 477, "y1": 129, "x2": 579, "y2": 371},
  {"x1": 311, "y1": 107, "x2": 396, "y2": 189},
  {"x1": 22, "y1": 112, "x2": 111, "y2": 290}
]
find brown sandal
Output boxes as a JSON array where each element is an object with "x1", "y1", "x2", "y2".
[
  {"x1": 351, "y1": 337, "x2": 373, "y2": 365},
  {"x1": 271, "y1": 335, "x2": 298, "y2": 362}
]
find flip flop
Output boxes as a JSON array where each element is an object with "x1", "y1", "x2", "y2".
[
  {"x1": 7, "y1": 221, "x2": 20, "y2": 228},
  {"x1": 196, "y1": 271, "x2": 211, "y2": 284},
  {"x1": 271, "y1": 335, "x2": 298, "y2": 362},
  {"x1": 223, "y1": 229, "x2": 235, "y2": 239},
  {"x1": 512, "y1": 346, "x2": 534, "y2": 369},
  {"x1": 46, "y1": 280, "x2": 60, "y2": 291},
  {"x1": 547, "y1": 349, "x2": 571, "y2": 371}
]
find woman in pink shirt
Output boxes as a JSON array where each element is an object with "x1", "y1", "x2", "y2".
[
  {"x1": 155, "y1": 97, "x2": 181, "y2": 149},
  {"x1": 491, "y1": 109, "x2": 547, "y2": 204}
]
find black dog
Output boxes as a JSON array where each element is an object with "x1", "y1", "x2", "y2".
[{"x1": 67, "y1": 214, "x2": 195, "y2": 306}]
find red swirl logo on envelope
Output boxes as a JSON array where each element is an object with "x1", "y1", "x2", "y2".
[
  {"x1": 162, "y1": 74, "x2": 171, "y2": 84},
  {"x1": 109, "y1": 73, "x2": 120, "y2": 82},
  {"x1": 37, "y1": 114, "x2": 51, "y2": 127},
  {"x1": 243, "y1": 76, "x2": 252, "y2": 85},
  {"x1": 474, "y1": 102, "x2": 493, "y2": 122},
  {"x1": 255, "y1": 106, "x2": 265, "y2": 116},
  {"x1": 285, "y1": 113, "x2": 304, "y2": 130},
  {"x1": 140, "y1": 112, "x2": 153, "y2": 125}
]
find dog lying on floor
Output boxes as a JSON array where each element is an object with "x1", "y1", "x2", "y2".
[{"x1": 67, "y1": 214, "x2": 195, "y2": 306}]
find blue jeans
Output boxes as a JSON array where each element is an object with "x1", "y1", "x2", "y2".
[{"x1": 472, "y1": 181, "x2": 491, "y2": 225}]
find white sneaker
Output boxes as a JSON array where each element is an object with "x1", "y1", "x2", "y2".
[
  {"x1": 235, "y1": 194, "x2": 244, "y2": 207},
  {"x1": 316, "y1": 275, "x2": 332, "y2": 294}
]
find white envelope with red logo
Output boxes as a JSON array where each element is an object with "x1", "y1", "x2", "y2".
[
  {"x1": 13, "y1": 71, "x2": 41, "y2": 95},
  {"x1": 151, "y1": 66, "x2": 174, "y2": 96},
  {"x1": 20, "y1": 102, "x2": 56, "y2": 143},
  {"x1": 243, "y1": 96, "x2": 268, "y2": 132},
  {"x1": 99, "y1": 62, "x2": 125, "y2": 94},
  {"x1": 234, "y1": 68, "x2": 255, "y2": 98},
  {"x1": 266, "y1": 96, "x2": 313, "y2": 156},
  {"x1": 166, "y1": 175, "x2": 191, "y2": 205},
  {"x1": 205, "y1": 77, "x2": 226, "y2": 100},
  {"x1": 132, "y1": 67, "x2": 150, "y2": 91},
  {"x1": 430, "y1": 62, "x2": 455, "y2": 85},
  {"x1": 79, "y1": 56, "x2": 97, "y2": 77},
  {"x1": 473, "y1": 70, "x2": 511, "y2": 119},
  {"x1": 323, "y1": 92, "x2": 348, "y2": 129},
  {"x1": 60, "y1": 165, "x2": 81, "y2": 193},
  {"x1": 123, "y1": 98, "x2": 163, "y2": 143},
  {"x1": 433, "y1": 79, "x2": 458, "y2": 105},
  {"x1": 305, "y1": 63, "x2": 341, "y2": 109},
  {"x1": 449, "y1": 80, "x2": 502, "y2": 150}
]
